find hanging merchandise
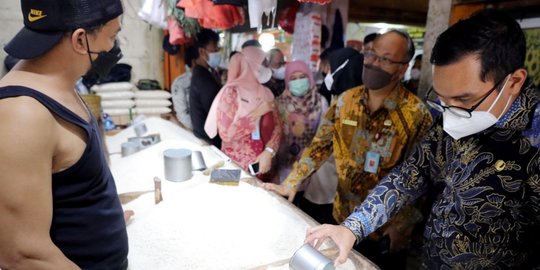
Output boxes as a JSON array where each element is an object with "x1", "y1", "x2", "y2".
[
  {"x1": 248, "y1": 0, "x2": 277, "y2": 32},
  {"x1": 298, "y1": 0, "x2": 332, "y2": 4},
  {"x1": 167, "y1": 18, "x2": 191, "y2": 46},
  {"x1": 178, "y1": 0, "x2": 244, "y2": 30},
  {"x1": 329, "y1": 9, "x2": 344, "y2": 50},
  {"x1": 278, "y1": 2, "x2": 299, "y2": 34},
  {"x1": 177, "y1": 0, "x2": 200, "y2": 18},
  {"x1": 199, "y1": 5, "x2": 244, "y2": 29},
  {"x1": 138, "y1": 0, "x2": 168, "y2": 29},
  {"x1": 163, "y1": 34, "x2": 181, "y2": 54},
  {"x1": 291, "y1": 4, "x2": 322, "y2": 71},
  {"x1": 165, "y1": 0, "x2": 200, "y2": 39},
  {"x1": 212, "y1": 0, "x2": 247, "y2": 5}
]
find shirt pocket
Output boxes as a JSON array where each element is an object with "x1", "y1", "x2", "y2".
[{"x1": 339, "y1": 121, "x2": 357, "y2": 147}]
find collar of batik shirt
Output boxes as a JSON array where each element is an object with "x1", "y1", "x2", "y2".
[
  {"x1": 359, "y1": 84, "x2": 407, "y2": 112},
  {"x1": 495, "y1": 78, "x2": 540, "y2": 131}
]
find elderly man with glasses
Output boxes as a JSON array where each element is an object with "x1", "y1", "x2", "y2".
[
  {"x1": 304, "y1": 10, "x2": 540, "y2": 269},
  {"x1": 264, "y1": 30, "x2": 432, "y2": 269}
]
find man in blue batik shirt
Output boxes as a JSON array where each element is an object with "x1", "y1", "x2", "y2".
[{"x1": 305, "y1": 10, "x2": 540, "y2": 269}]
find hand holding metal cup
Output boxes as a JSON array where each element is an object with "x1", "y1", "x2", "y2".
[{"x1": 289, "y1": 243, "x2": 335, "y2": 270}]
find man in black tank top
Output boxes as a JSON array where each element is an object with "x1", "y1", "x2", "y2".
[{"x1": 0, "y1": 0, "x2": 128, "y2": 269}]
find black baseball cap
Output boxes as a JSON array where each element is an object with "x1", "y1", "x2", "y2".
[{"x1": 5, "y1": 0, "x2": 123, "y2": 59}]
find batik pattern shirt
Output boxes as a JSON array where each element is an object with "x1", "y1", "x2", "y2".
[
  {"x1": 343, "y1": 80, "x2": 540, "y2": 269},
  {"x1": 283, "y1": 85, "x2": 432, "y2": 237}
]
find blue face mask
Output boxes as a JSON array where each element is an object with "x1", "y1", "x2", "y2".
[
  {"x1": 207, "y1": 52, "x2": 221, "y2": 68},
  {"x1": 288, "y1": 78, "x2": 310, "y2": 97}
]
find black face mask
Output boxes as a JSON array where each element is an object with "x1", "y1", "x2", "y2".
[
  {"x1": 84, "y1": 36, "x2": 123, "y2": 81},
  {"x1": 362, "y1": 64, "x2": 393, "y2": 90}
]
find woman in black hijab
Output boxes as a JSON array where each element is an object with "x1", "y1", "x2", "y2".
[{"x1": 323, "y1": 47, "x2": 364, "y2": 99}]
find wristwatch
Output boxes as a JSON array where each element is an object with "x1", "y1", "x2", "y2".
[{"x1": 264, "y1": 146, "x2": 276, "y2": 157}]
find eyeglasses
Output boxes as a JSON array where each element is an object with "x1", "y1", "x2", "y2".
[
  {"x1": 425, "y1": 76, "x2": 507, "y2": 118},
  {"x1": 364, "y1": 51, "x2": 408, "y2": 67}
]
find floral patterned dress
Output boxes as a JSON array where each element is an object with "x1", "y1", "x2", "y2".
[{"x1": 216, "y1": 86, "x2": 281, "y2": 171}]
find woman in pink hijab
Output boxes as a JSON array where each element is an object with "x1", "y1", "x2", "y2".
[
  {"x1": 274, "y1": 60, "x2": 338, "y2": 225},
  {"x1": 205, "y1": 46, "x2": 282, "y2": 177}
]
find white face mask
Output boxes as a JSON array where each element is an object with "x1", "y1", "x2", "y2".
[
  {"x1": 272, "y1": 66, "x2": 286, "y2": 80},
  {"x1": 443, "y1": 76, "x2": 513, "y2": 140},
  {"x1": 324, "y1": 73, "x2": 334, "y2": 91},
  {"x1": 324, "y1": 59, "x2": 349, "y2": 91},
  {"x1": 257, "y1": 66, "x2": 272, "y2": 84}
]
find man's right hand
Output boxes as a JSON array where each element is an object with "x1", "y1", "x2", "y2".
[
  {"x1": 305, "y1": 224, "x2": 357, "y2": 266},
  {"x1": 262, "y1": 183, "x2": 296, "y2": 202}
]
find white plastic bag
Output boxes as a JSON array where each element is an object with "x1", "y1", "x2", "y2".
[
  {"x1": 248, "y1": 0, "x2": 277, "y2": 32},
  {"x1": 138, "y1": 0, "x2": 167, "y2": 29}
]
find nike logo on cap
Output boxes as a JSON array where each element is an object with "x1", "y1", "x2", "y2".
[{"x1": 28, "y1": 9, "x2": 47, "y2": 22}]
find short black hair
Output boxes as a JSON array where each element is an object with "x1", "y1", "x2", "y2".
[
  {"x1": 363, "y1": 33, "x2": 379, "y2": 44},
  {"x1": 184, "y1": 45, "x2": 198, "y2": 68},
  {"x1": 431, "y1": 9, "x2": 525, "y2": 83},
  {"x1": 229, "y1": 51, "x2": 239, "y2": 59},
  {"x1": 383, "y1": 29, "x2": 415, "y2": 63},
  {"x1": 268, "y1": 48, "x2": 283, "y2": 62},
  {"x1": 241, "y1": 39, "x2": 261, "y2": 48},
  {"x1": 195, "y1": 28, "x2": 219, "y2": 49},
  {"x1": 414, "y1": 54, "x2": 422, "y2": 61},
  {"x1": 320, "y1": 48, "x2": 334, "y2": 62}
]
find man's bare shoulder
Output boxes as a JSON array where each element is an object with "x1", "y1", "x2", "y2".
[{"x1": 0, "y1": 94, "x2": 57, "y2": 145}]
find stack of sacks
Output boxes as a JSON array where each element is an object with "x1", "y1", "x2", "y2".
[
  {"x1": 133, "y1": 90, "x2": 172, "y2": 116},
  {"x1": 92, "y1": 82, "x2": 136, "y2": 117},
  {"x1": 92, "y1": 82, "x2": 172, "y2": 125}
]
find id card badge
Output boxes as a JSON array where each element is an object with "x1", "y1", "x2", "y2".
[
  {"x1": 251, "y1": 117, "x2": 261, "y2": 140},
  {"x1": 342, "y1": 119, "x2": 358, "y2": 126},
  {"x1": 364, "y1": 151, "x2": 380, "y2": 174},
  {"x1": 251, "y1": 129, "x2": 261, "y2": 140}
]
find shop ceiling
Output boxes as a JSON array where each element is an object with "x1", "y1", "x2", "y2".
[
  {"x1": 350, "y1": 0, "x2": 540, "y2": 26},
  {"x1": 247, "y1": 0, "x2": 432, "y2": 30},
  {"x1": 230, "y1": 0, "x2": 540, "y2": 32},
  {"x1": 349, "y1": 0, "x2": 429, "y2": 26}
]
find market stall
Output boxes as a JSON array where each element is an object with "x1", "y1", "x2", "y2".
[{"x1": 106, "y1": 118, "x2": 378, "y2": 269}]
